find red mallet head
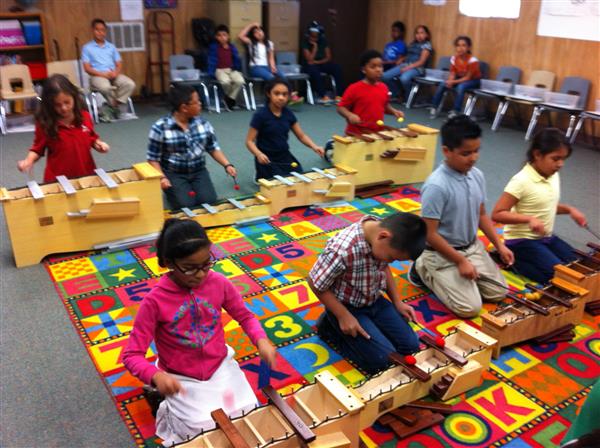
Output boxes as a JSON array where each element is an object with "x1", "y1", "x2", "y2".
[
  {"x1": 234, "y1": 184, "x2": 240, "y2": 190},
  {"x1": 188, "y1": 191, "x2": 196, "y2": 197},
  {"x1": 404, "y1": 355, "x2": 417, "y2": 366},
  {"x1": 435, "y1": 337, "x2": 445, "y2": 348}
]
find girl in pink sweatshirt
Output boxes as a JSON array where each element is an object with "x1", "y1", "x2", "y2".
[{"x1": 123, "y1": 218, "x2": 276, "y2": 445}]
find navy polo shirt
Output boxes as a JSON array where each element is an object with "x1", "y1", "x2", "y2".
[{"x1": 250, "y1": 106, "x2": 297, "y2": 155}]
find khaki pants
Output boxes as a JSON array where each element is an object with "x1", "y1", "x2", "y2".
[
  {"x1": 415, "y1": 240, "x2": 506, "y2": 317},
  {"x1": 215, "y1": 68, "x2": 245, "y2": 100},
  {"x1": 90, "y1": 74, "x2": 136, "y2": 105}
]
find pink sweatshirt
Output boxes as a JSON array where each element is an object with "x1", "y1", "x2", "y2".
[{"x1": 123, "y1": 271, "x2": 267, "y2": 385}]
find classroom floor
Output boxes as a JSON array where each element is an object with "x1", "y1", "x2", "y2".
[{"x1": 0, "y1": 100, "x2": 598, "y2": 447}]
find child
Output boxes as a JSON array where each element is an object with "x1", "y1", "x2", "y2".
[
  {"x1": 382, "y1": 21, "x2": 407, "y2": 72},
  {"x1": 430, "y1": 36, "x2": 481, "y2": 118},
  {"x1": 207, "y1": 25, "x2": 245, "y2": 109},
  {"x1": 245, "y1": 77, "x2": 324, "y2": 181},
  {"x1": 17, "y1": 74, "x2": 109, "y2": 183},
  {"x1": 123, "y1": 218, "x2": 277, "y2": 446},
  {"x1": 238, "y1": 22, "x2": 282, "y2": 81},
  {"x1": 381, "y1": 25, "x2": 433, "y2": 100},
  {"x1": 410, "y1": 115, "x2": 514, "y2": 318},
  {"x1": 491, "y1": 128, "x2": 586, "y2": 284},
  {"x1": 147, "y1": 84, "x2": 237, "y2": 210},
  {"x1": 309, "y1": 212, "x2": 426, "y2": 374},
  {"x1": 337, "y1": 50, "x2": 404, "y2": 136}
]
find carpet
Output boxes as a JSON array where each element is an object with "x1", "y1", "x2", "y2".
[{"x1": 44, "y1": 186, "x2": 600, "y2": 447}]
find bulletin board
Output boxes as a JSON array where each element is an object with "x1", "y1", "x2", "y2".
[{"x1": 537, "y1": 0, "x2": 600, "y2": 42}]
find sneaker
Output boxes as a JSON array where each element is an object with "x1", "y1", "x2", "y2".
[
  {"x1": 317, "y1": 95, "x2": 332, "y2": 104},
  {"x1": 428, "y1": 107, "x2": 437, "y2": 118},
  {"x1": 447, "y1": 110, "x2": 459, "y2": 119},
  {"x1": 224, "y1": 96, "x2": 237, "y2": 110},
  {"x1": 109, "y1": 105, "x2": 121, "y2": 119},
  {"x1": 407, "y1": 262, "x2": 425, "y2": 287}
]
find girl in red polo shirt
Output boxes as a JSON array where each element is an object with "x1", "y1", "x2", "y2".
[{"x1": 17, "y1": 74, "x2": 109, "y2": 183}]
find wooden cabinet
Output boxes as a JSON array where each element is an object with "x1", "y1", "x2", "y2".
[
  {"x1": 263, "y1": 1, "x2": 300, "y2": 53},
  {"x1": 206, "y1": 0, "x2": 262, "y2": 48},
  {"x1": 0, "y1": 12, "x2": 50, "y2": 81}
]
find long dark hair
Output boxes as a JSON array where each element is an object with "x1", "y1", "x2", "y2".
[
  {"x1": 454, "y1": 35, "x2": 473, "y2": 53},
  {"x1": 156, "y1": 218, "x2": 211, "y2": 267},
  {"x1": 527, "y1": 128, "x2": 572, "y2": 163},
  {"x1": 36, "y1": 74, "x2": 84, "y2": 139},
  {"x1": 412, "y1": 24, "x2": 431, "y2": 44},
  {"x1": 246, "y1": 25, "x2": 271, "y2": 64},
  {"x1": 264, "y1": 77, "x2": 290, "y2": 104}
]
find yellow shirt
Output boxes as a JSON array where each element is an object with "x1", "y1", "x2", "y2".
[{"x1": 503, "y1": 163, "x2": 560, "y2": 240}]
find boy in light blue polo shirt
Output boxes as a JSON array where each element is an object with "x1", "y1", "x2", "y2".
[
  {"x1": 410, "y1": 115, "x2": 514, "y2": 317},
  {"x1": 82, "y1": 18, "x2": 136, "y2": 119}
]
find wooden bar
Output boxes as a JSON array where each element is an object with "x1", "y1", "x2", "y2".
[
  {"x1": 311, "y1": 167, "x2": 336, "y2": 180},
  {"x1": 404, "y1": 400, "x2": 453, "y2": 415},
  {"x1": 55, "y1": 176, "x2": 76, "y2": 195},
  {"x1": 346, "y1": 131, "x2": 375, "y2": 142},
  {"x1": 26, "y1": 181, "x2": 44, "y2": 200},
  {"x1": 201, "y1": 203, "x2": 218, "y2": 214},
  {"x1": 94, "y1": 168, "x2": 118, "y2": 189},
  {"x1": 210, "y1": 408, "x2": 251, "y2": 448},
  {"x1": 573, "y1": 249, "x2": 600, "y2": 266},
  {"x1": 181, "y1": 207, "x2": 196, "y2": 217},
  {"x1": 227, "y1": 198, "x2": 246, "y2": 210},
  {"x1": 290, "y1": 172, "x2": 313, "y2": 183},
  {"x1": 388, "y1": 353, "x2": 431, "y2": 382},
  {"x1": 273, "y1": 175, "x2": 294, "y2": 186},
  {"x1": 587, "y1": 242, "x2": 600, "y2": 252},
  {"x1": 419, "y1": 335, "x2": 468, "y2": 366},
  {"x1": 525, "y1": 283, "x2": 574, "y2": 308},
  {"x1": 262, "y1": 385, "x2": 316, "y2": 443},
  {"x1": 506, "y1": 291, "x2": 550, "y2": 315}
]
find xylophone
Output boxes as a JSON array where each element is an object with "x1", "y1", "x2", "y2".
[
  {"x1": 480, "y1": 276, "x2": 588, "y2": 358},
  {"x1": 553, "y1": 242, "x2": 600, "y2": 314},
  {"x1": 175, "y1": 323, "x2": 496, "y2": 448},
  {"x1": 331, "y1": 123, "x2": 438, "y2": 187},
  {"x1": 170, "y1": 165, "x2": 357, "y2": 228},
  {"x1": 0, "y1": 163, "x2": 164, "y2": 268}
]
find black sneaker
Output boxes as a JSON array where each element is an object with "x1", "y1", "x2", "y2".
[
  {"x1": 407, "y1": 262, "x2": 425, "y2": 287},
  {"x1": 142, "y1": 385, "x2": 165, "y2": 417}
]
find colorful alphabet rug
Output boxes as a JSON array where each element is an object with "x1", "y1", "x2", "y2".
[{"x1": 44, "y1": 186, "x2": 600, "y2": 447}]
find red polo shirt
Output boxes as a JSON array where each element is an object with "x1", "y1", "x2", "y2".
[
  {"x1": 29, "y1": 111, "x2": 99, "y2": 183},
  {"x1": 338, "y1": 80, "x2": 389, "y2": 135}
]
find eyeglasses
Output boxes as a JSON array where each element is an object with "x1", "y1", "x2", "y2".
[{"x1": 173, "y1": 253, "x2": 215, "y2": 276}]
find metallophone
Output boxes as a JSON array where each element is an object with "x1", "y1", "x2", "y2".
[
  {"x1": 330, "y1": 123, "x2": 438, "y2": 188},
  {"x1": 174, "y1": 323, "x2": 496, "y2": 448}
]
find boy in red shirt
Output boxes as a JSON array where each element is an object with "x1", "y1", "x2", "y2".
[{"x1": 337, "y1": 49, "x2": 403, "y2": 136}]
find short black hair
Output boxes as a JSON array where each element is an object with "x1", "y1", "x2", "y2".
[
  {"x1": 441, "y1": 115, "x2": 482, "y2": 150},
  {"x1": 527, "y1": 128, "x2": 572, "y2": 162},
  {"x1": 168, "y1": 84, "x2": 195, "y2": 112},
  {"x1": 454, "y1": 35, "x2": 472, "y2": 48},
  {"x1": 215, "y1": 24, "x2": 229, "y2": 34},
  {"x1": 360, "y1": 49, "x2": 382, "y2": 67},
  {"x1": 91, "y1": 18, "x2": 107, "y2": 28},
  {"x1": 391, "y1": 21, "x2": 406, "y2": 36},
  {"x1": 156, "y1": 219, "x2": 211, "y2": 267},
  {"x1": 380, "y1": 212, "x2": 427, "y2": 260}
]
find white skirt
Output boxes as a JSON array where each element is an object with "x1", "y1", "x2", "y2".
[{"x1": 155, "y1": 346, "x2": 259, "y2": 446}]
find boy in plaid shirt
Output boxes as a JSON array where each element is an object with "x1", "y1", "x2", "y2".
[
  {"x1": 308, "y1": 212, "x2": 426, "y2": 373},
  {"x1": 147, "y1": 84, "x2": 237, "y2": 210}
]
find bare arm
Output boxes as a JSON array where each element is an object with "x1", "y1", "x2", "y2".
[
  {"x1": 16, "y1": 151, "x2": 41, "y2": 173},
  {"x1": 302, "y1": 45, "x2": 316, "y2": 64},
  {"x1": 479, "y1": 203, "x2": 514, "y2": 265},
  {"x1": 384, "y1": 102, "x2": 404, "y2": 118},
  {"x1": 245, "y1": 127, "x2": 270, "y2": 164},
  {"x1": 291, "y1": 122, "x2": 323, "y2": 156},
  {"x1": 402, "y1": 49, "x2": 430, "y2": 72},
  {"x1": 385, "y1": 266, "x2": 416, "y2": 321},
  {"x1": 147, "y1": 160, "x2": 172, "y2": 190},
  {"x1": 337, "y1": 105, "x2": 360, "y2": 125},
  {"x1": 492, "y1": 192, "x2": 545, "y2": 235},
  {"x1": 238, "y1": 22, "x2": 258, "y2": 45},
  {"x1": 268, "y1": 46, "x2": 277, "y2": 72},
  {"x1": 315, "y1": 47, "x2": 332, "y2": 65},
  {"x1": 209, "y1": 150, "x2": 237, "y2": 177},
  {"x1": 558, "y1": 203, "x2": 587, "y2": 226}
]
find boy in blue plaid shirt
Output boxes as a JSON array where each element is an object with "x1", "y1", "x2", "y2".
[{"x1": 147, "y1": 85, "x2": 237, "y2": 210}]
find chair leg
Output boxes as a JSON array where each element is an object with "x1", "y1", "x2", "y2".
[
  {"x1": 565, "y1": 114, "x2": 577, "y2": 139},
  {"x1": 0, "y1": 100, "x2": 7, "y2": 135},
  {"x1": 213, "y1": 85, "x2": 221, "y2": 114},
  {"x1": 249, "y1": 82, "x2": 256, "y2": 110},
  {"x1": 525, "y1": 106, "x2": 542, "y2": 141},
  {"x1": 241, "y1": 85, "x2": 251, "y2": 110},
  {"x1": 306, "y1": 80, "x2": 314, "y2": 105},
  {"x1": 569, "y1": 117, "x2": 585, "y2": 144},
  {"x1": 199, "y1": 83, "x2": 211, "y2": 111},
  {"x1": 492, "y1": 100, "x2": 509, "y2": 132},
  {"x1": 435, "y1": 91, "x2": 447, "y2": 117},
  {"x1": 464, "y1": 95, "x2": 476, "y2": 116},
  {"x1": 91, "y1": 93, "x2": 99, "y2": 123},
  {"x1": 127, "y1": 97, "x2": 137, "y2": 117},
  {"x1": 406, "y1": 84, "x2": 419, "y2": 109},
  {"x1": 329, "y1": 75, "x2": 337, "y2": 98}
]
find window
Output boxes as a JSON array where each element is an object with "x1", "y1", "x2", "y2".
[{"x1": 459, "y1": 0, "x2": 520, "y2": 19}]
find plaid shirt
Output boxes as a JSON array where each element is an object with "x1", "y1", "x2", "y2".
[
  {"x1": 309, "y1": 215, "x2": 387, "y2": 307},
  {"x1": 147, "y1": 115, "x2": 220, "y2": 173}
]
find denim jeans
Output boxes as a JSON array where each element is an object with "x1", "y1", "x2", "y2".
[
  {"x1": 317, "y1": 297, "x2": 419, "y2": 374},
  {"x1": 163, "y1": 167, "x2": 217, "y2": 210},
  {"x1": 506, "y1": 236, "x2": 577, "y2": 284},
  {"x1": 249, "y1": 65, "x2": 282, "y2": 81},
  {"x1": 381, "y1": 65, "x2": 423, "y2": 97},
  {"x1": 432, "y1": 79, "x2": 480, "y2": 111},
  {"x1": 302, "y1": 62, "x2": 343, "y2": 97}
]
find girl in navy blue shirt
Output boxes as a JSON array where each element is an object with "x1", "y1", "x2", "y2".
[{"x1": 245, "y1": 78, "x2": 324, "y2": 181}]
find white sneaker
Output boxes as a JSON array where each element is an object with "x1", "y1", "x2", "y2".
[
  {"x1": 447, "y1": 110, "x2": 459, "y2": 119},
  {"x1": 429, "y1": 107, "x2": 437, "y2": 118}
]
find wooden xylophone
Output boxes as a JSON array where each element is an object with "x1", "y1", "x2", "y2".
[
  {"x1": 553, "y1": 242, "x2": 600, "y2": 314},
  {"x1": 170, "y1": 165, "x2": 357, "y2": 228},
  {"x1": 0, "y1": 163, "x2": 164, "y2": 268},
  {"x1": 174, "y1": 323, "x2": 496, "y2": 448},
  {"x1": 481, "y1": 276, "x2": 588, "y2": 358},
  {"x1": 331, "y1": 123, "x2": 438, "y2": 187}
]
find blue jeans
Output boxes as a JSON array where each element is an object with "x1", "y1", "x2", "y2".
[
  {"x1": 249, "y1": 65, "x2": 282, "y2": 81},
  {"x1": 506, "y1": 236, "x2": 577, "y2": 284},
  {"x1": 432, "y1": 79, "x2": 480, "y2": 111},
  {"x1": 381, "y1": 65, "x2": 423, "y2": 97},
  {"x1": 317, "y1": 297, "x2": 419, "y2": 374},
  {"x1": 302, "y1": 62, "x2": 343, "y2": 97},
  {"x1": 163, "y1": 167, "x2": 217, "y2": 210}
]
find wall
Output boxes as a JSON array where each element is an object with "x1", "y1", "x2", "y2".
[
  {"x1": 368, "y1": 0, "x2": 600, "y2": 134},
  {"x1": 34, "y1": 0, "x2": 207, "y2": 95}
]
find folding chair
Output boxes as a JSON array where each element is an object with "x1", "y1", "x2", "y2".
[
  {"x1": 570, "y1": 99, "x2": 600, "y2": 144},
  {"x1": 489, "y1": 70, "x2": 556, "y2": 132},
  {"x1": 276, "y1": 51, "x2": 314, "y2": 105},
  {"x1": 405, "y1": 56, "x2": 451, "y2": 108},
  {"x1": 241, "y1": 56, "x2": 264, "y2": 111},
  {"x1": 464, "y1": 65, "x2": 521, "y2": 117},
  {"x1": 525, "y1": 76, "x2": 590, "y2": 140},
  {"x1": 0, "y1": 64, "x2": 39, "y2": 135},
  {"x1": 432, "y1": 61, "x2": 489, "y2": 117}
]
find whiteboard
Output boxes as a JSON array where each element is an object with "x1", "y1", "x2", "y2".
[{"x1": 537, "y1": 0, "x2": 600, "y2": 42}]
